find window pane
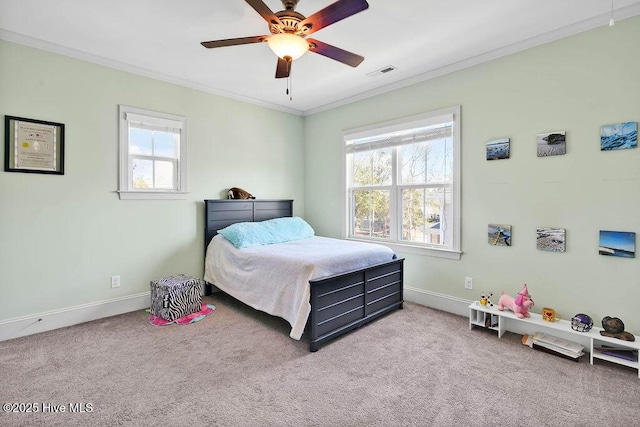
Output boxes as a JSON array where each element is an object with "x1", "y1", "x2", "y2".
[
  {"x1": 401, "y1": 187, "x2": 444, "y2": 245},
  {"x1": 352, "y1": 149, "x2": 392, "y2": 186},
  {"x1": 154, "y1": 160, "x2": 175, "y2": 189},
  {"x1": 352, "y1": 189, "x2": 390, "y2": 239},
  {"x1": 353, "y1": 152, "x2": 372, "y2": 185},
  {"x1": 153, "y1": 131, "x2": 178, "y2": 158},
  {"x1": 400, "y1": 138, "x2": 453, "y2": 185},
  {"x1": 400, "y1": 142, "x2": 426, "y2": 184},
  {"x1": 132, "y1": 159, "x2": 152, "y2": 189},
  {"x1": 130, "y1": 128, "x2": 152, "y2": 155},
  {"x1": 427, "y1": 138, "x2": 453, "y2": 184}
]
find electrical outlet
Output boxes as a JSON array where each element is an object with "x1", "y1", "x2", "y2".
[
  {"x1": 111, "y1": 275, "x2": 121, "y2": 288},
  {"x1": 464, "y1": 277, "x2": 473, "y2": 290}
]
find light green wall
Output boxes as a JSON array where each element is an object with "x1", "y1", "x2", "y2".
[
  {"x1": 0, "y1": 40, "x2": 304, "y2": 321},
  {"x1": 304, "y1": 17, "x2": 640, "y2": 332},
  {"x1": 3, "y1": 17, "x2": 640, "y2": 334}
]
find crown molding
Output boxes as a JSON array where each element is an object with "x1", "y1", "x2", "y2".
[
  {"x1": 2, "y1": 3, "x2": 639, "y2": 118},
  {"x1": 0, "y1": 29, "x2": 302, "y2": 116}
]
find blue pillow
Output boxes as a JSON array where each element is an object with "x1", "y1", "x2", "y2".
[{"x1": 218, "y1": 217, "x2": 315, "y2": 249}]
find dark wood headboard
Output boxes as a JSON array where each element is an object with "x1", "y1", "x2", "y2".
[{"x1": 204, "y1": 199, "x2": 294, "y2": 251}]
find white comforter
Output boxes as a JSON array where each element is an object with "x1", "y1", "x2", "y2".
[{"x1": 204, "y1": 235, "x2": 396, "y2": 340}]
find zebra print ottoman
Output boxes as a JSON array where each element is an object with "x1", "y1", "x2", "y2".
[{"x1": 150, "y1": 275, "x2": 203, "y2": 321}]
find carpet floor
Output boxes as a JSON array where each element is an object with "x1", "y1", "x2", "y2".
[{"x1": 1, "y1": 293, "x2": 639, "y2": 426}]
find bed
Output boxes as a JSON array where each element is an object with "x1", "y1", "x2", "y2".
[{"x1": 203, "y1": 199, "x2": 404, "y2": 351}]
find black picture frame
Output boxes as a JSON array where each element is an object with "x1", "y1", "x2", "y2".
[{"x1": 4, "y1": 115, "x2": 65, "y2": 175}]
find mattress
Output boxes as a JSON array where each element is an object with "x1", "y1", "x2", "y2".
[{"x1": 204, "y1": 235, "x2": 396, "y2": 340}]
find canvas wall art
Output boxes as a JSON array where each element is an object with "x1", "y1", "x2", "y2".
[
  {"x1": 537, "y1": 131, "x2": 566, "y2": 157},
  {"x1": 488, "y1": 224, "x2": 511, "y2": 246},
  {"x1": 536, "y1": 227, "x2": 566, "y2": 252},
  {"x1": 599, "y1": 230, "x2": 635, "y2": 258},
  {"x1": 600, "y1": 122, "x2": 637, "y2": 151},
  {"x1": 486, "y1": 138, "x2": 510, "y2": 160}
]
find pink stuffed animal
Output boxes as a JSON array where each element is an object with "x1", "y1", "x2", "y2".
[{"x1": 498, "y1": 284, "x2": 534, "y2": 318}]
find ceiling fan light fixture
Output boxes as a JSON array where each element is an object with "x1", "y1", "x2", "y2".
[{"x1": 267, "y1": 33, "x2": 309, "y2": 60}]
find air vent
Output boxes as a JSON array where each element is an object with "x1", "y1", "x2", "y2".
[{"x1": 366, "y1": 65, "x2": 398, "y2": 77}]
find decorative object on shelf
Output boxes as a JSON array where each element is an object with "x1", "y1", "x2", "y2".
[
  {"x1": 480, "y1": 292, "x2": 493, "y2": 307},
  {"x1": 537, "y1": 130, "x2": 566, "y2": 157},
  {"x1": 497, "y1": 284, "x2": 534, "y2": 318},
  {"x1": 536, "y1": 227, "x2": 565, "y2": 252},
  {"x1": 542, "y1": 307, "x2": 561, "y2": 322},
  {"x1": 571, "y1": 313, "x2": 593, "y2": 332},
  {"x1": 600, "y1": 122, "x2": 637, "y2": 151},
  {"x1": 601, "y1": 316, "x2": 636, "y2": 341},
  {"x1": 470, "y1": 302, "x2": 640, "y2": 378},
  {"x1": 227, "y1": 187, "x2": 256, "y2": 199},
  {"x1": 488, "y1": 224, "x2": 511, "y2": 246},
  {"x1": 525, "y1": 332, "x2": 585, "y2": 360},
  {"x1": 486, "y1": 137, "x2": 510, "y2": 160},
  {"x1": 598, "y1": 230, "x2": 635, "y2": 258},
  {"x1": 4, "y1": 115, "x2": 65, "y2": 175}
]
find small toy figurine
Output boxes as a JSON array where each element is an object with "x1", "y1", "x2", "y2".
[
  {"x1": 497, "y1": 284, "x2": 534, "y2": 318},
  {"x1": 480, "y1": 292, "x2": 493, "y2": 307}
]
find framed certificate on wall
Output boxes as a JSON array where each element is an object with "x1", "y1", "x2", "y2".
[{"x1": 4, "y1": 115, "x2": 65, "y2": 175}]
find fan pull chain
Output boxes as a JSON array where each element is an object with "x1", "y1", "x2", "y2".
[{"x1": 287, "y1": 76, "x2": 293, "y2": 101}]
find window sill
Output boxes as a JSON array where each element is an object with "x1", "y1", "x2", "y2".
[
  {"x1": 118, "y1": 191, "x2": 188, "y2": 200},
  {"x1": 346, "y1": 237, "x2": 462, "y2": 260}
]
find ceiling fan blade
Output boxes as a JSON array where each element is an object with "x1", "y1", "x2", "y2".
[
  {"x1": 201, "y1": 36, "x2": 268, "y2": 49},
  {"x1": 245, "y1": 0, "x2": 284, "y2": 27},
  {"x1": 307, "y1": 38, "x2": 364, "y2": 67},
  {"x1": 298, "y1": 0, "x2": 369, "y2": 35},
  {"x1": 275, "y1": 57, "x2": 291, "y2": 79}
]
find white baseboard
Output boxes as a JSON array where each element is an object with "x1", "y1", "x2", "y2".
[
  {"x1": 0, "y1": 292, "x2": 150, "y2": 342},
  {"x1": 404, "y1": 286, "x2": 473, "y2": 317},
  {"x1": 0, "y1": 287, "x2": 523, "y2": 342}
]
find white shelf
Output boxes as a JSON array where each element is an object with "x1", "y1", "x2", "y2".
[
  {"x1": 591, "y1": 335, "x2": 640, "y2": 373},
  {"x1": 592, "y1": 348, "x2": 638, "y2": 369},
  {"x1": 468, "y1": 303, "x2": 503, "y2": 336},
  {"x1": 469, "y1": 301, "x2": 640, "y2": 378}
]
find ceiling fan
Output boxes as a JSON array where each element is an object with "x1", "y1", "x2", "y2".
[{"x1": 201, "y1": 0, "x2": 369, "y2": 79}]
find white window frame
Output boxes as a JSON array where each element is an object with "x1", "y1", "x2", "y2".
[
  {"x1": 342, "y1": 106, "x2": 461, "y2": 260},
  {"x1": 118, "y1": 105, "x2": 188, "y2": 200}
]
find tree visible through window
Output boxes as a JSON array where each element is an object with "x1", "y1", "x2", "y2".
[{"x1": 344, "y1": 107, "x2": 460, "y2": 256}]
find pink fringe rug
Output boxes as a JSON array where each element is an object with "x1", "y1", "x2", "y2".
[{"x1": 147, "y1": 303, "x2": 215, "y2": 326}]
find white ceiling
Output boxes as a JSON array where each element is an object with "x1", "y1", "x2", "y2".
[{"x1": 1, "y1": 0, "x2": 640, "y2": 116}]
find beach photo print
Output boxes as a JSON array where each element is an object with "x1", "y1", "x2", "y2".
[
  {"x1": 599, "y1": 230, "x2": 635, "y2": 258},
  {"x1": 486, "y1": 138, "x2": 510, "y2": 160},
  {"x1": 488, "y1": 224, "x2": 511, "y2": 246},
  {"x1": 537, "y1": 131, "x2": 566, "y2": 157},
  {"x1": 536, "y1": 227, "x2": 566, "y2": 252}
]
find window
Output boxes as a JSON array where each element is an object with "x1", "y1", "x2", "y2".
[
  {"x1": 343, "y1": 106, "x2": 461, "y2": 259},
  {"x1": 118, "y1": 105, "x2": 187, "y2": 200}
]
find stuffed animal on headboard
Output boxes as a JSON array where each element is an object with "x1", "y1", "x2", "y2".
[{"x1": 227, "y1": 187, "x2": 255, "y2": 199}]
